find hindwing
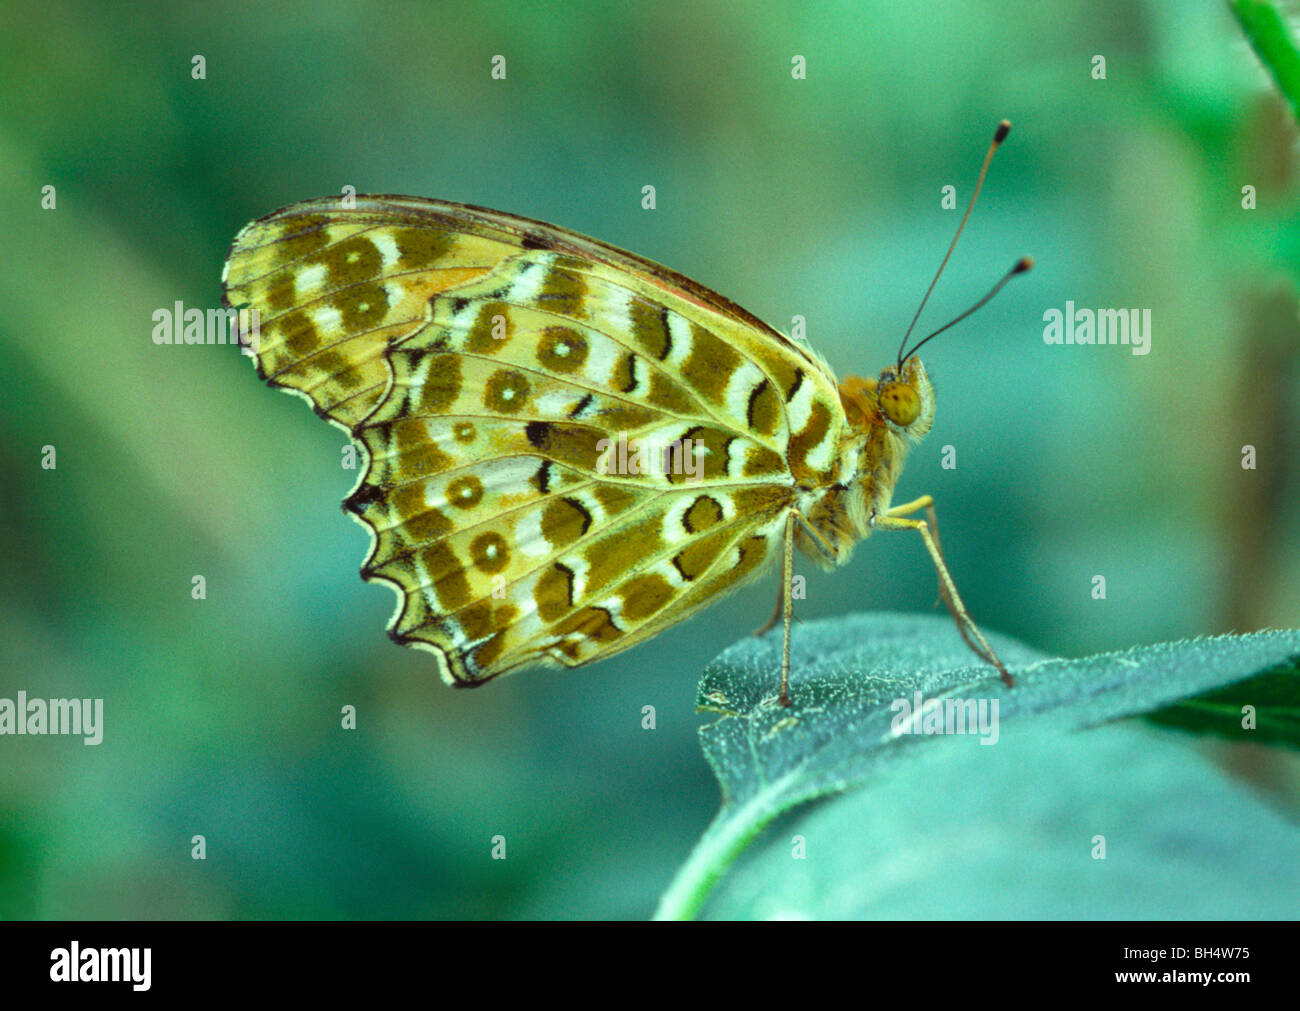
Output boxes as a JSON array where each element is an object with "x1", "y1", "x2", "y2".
[{"x1": 222, "y1": 196, "x2": 848, "y2": 683}]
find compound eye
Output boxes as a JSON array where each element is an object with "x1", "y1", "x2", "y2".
[{"x1": 878, "y1": 380, "x2": 921, "y2": 426}]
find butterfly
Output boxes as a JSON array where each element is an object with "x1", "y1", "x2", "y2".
[{"x1": 222, "y1": 127, "x2": 1024, "y2": 706}]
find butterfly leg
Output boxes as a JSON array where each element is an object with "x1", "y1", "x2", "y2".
[
  {"x1": 752, "y1": 585, "x2": 783, "y2": 638},
  {"x1": 874, "y1": 498, "x2": 1014, "y2": 687},
  {"x1": 753, "y1": 566, "x2": 805, "y2": 638},
  {"x1": 887, "y1": 496, "x2": 949, "y2": 608},
  {"x1": 777, "y1": 510, "x2": 797, "y2": 707},
  {"x1": 884, "y1": 496, "x2": 955, "y2": 612}
]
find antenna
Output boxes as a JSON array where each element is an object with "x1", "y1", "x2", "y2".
[
  {"x1": 896, "y1": 119, "x2": 1014, "y2": 370},
  {"x1": 899, "y1": 257, "x2": 1033, "y2": 364}
]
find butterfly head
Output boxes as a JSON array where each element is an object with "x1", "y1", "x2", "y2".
[{"x1": 837, "y1": 357, "x2": 934, "y2": 440}]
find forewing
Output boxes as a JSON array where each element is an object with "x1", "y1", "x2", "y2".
[{"x1": 222, "y1": 196, "x2": 846, "y2": 682}]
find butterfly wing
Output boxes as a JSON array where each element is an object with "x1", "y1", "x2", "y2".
[{"x1": 222, "y1": 196, "x2": 847, "y2": 684}]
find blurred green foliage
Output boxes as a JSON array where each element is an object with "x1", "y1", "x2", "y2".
[
  {"x1": 1233, "y1": 0, "x2": 1300, "y2": 119},
  {"x1": 1, "y1": 0, "x2": 1297, "y2": 919}
]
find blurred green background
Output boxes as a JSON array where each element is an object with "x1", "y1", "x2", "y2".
[{"x1": 1, "y1": 0, "x2": 1297, "y2": 919}]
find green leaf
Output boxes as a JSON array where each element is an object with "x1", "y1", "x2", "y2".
[
  {"x1": 1232, "y1": 0, "x2": 1300, "y2": 121},
  {"x1": 1146, "y1": 655, "x2": 1300, "y2": 748},
  {"x1": 655, "y1": 613, "x2": 1300, "y2": 920},
  {"x1": 701, "y1": 721, "x2": 1300, "y2": 919}
]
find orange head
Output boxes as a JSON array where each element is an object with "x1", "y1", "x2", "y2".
[{"x1": 837, "y1": 357, "x2": 934, "y2": 439}]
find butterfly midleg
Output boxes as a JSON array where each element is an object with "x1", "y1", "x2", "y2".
[
  {"x1": 884, "y1": 495, "x2": 963, "y2": 620},
  {"x1": 886, "y1": 495, "x2": 947, "y2": 606},
  {"x1": 874, "y1": 501, "x2": 1014, "y2": 687},
  {"x1": 886, "y1": 494, "x2": 933, "y2": 517}
]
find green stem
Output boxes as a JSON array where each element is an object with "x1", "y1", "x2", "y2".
[
  {"x1": 1231, "y1": 0, "x2": 1300, "y2": 121},
  {"x1": 657, "y1": 678, "x2": 991, "y2": 920},
  {"x1": 653, "y1": 787, "x2": 788, "y2": 921}
]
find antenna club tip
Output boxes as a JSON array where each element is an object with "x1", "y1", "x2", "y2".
[
  {"x1": 994, "y1": 119, "x2": 1012, "y2": 144},
  {"x1": 1014, "y1": 255, "x2": 1034, "y2": 273}
]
